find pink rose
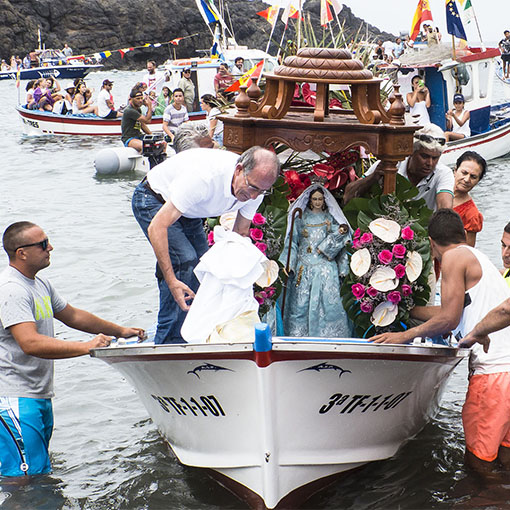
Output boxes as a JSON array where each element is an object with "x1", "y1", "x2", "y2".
[
  {"x1": 392, "y1": 244, "x2": 406, "y2": 259},
  {"x1": 401, "y1": 226, "x2": 414, "y2": 240},
  {"x1": 255, "y1": 295, "x2": 265, "y2": 305},
  {"x1": 258, "y1": 291, "x2": 268, "y2": 299},
  {"x1": 360, "y1": 300, "x2": 374, "y2": 313},
  {"x1": 367, "y1": 286, "x2": 379, "y2": 298},
  {"x1": 354, "y1": 228, "x2": 361, "y2": 239},
  {"x1": 394, "y1": 264, "x2": 406, "y2": 279},
  {"x1": 387, "y1": 291, "x2": 402, "y2": 304},
  {"x1": 378, "y1": 250, "x2": 393, "y2": 264},
  {"x1": 255, "y1": 242, "x2": 267, "y2": 254},
  {"x1": 402, "y1": 284, "x2": 413, "y2": 296},
  {"x1": 207, "y1": 231, "x2": 215, "y2": 246},
  {"x1": 266, "y1": 287, "x2": 276, "y2": 298},
  {"x1": 252, "y1": 213, "x2": 266, "y2": 226},
  {"x1": 352, "y1": 239, "x2": 362, "y2": 249},
  {"x1": 250, "y1": 228, "x2": 264, "y2": 241},
  {"x1": 360, "y1": 233, "x2": 373, "y2": 244},
  {"x1": 351, "y1": 283, "x2": 365, "y2": 299}
]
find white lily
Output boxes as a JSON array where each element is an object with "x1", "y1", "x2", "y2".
[
  {"x1": 219, "y1": 212, "x2": 237, "y2": 231},
  {"x1": 369, "y1": 266, "x2": 398, "y2": 292},
  {"x1": 255, "y1": 259, "x2": 279, "y2": 288},
  {"x1": 405, "y1": 251, "x2": 423, "y2": 282},
  {"x1": 350, "y1": 248, "x2": 371, "y2": 277},
  {"x1": 371, "y1": 301, "x2": 399, "y2": 327},
  {"x1": 369, "y1": 218, "x2": 401, "y2": 243}
]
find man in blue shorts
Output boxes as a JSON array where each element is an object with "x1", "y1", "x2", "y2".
[
  {"x1": 120, "y1": 87, "x2": 153, "y2": 153},
  {"x1": 0, "y1": 221, "x2": 144, "y2": 477}
]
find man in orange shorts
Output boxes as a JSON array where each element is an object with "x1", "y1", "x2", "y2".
[{"x1": 371, "y1": 209, "x2": 510, "y2": 472}]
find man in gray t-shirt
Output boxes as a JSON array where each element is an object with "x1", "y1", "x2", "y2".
[{"x1": 0, "y1": 221, "x2": 144, "y2": 477}]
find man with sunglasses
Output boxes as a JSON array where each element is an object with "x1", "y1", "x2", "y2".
[
  {"x1": 0, "y1": 221, "x2": 144, "y2": 477},
  {"x1": 132, "y1": 146, "x2": 280, "y2": 344},
  {"x1": 343, "y1": 124, "x2": 454, "y2": 211}
]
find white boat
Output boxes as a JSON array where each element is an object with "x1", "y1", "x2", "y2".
[
  {"x1": 15, "y1": 105, "x2": 206, "y2": 136},
  {"x1": 395, "y1": 47, "x2": 510, "y2": 165},
  {"x1": 92, "y1": 326, "x2": 467, "y2": 509},
  {"x1": 0, "y1": 49, "x2": 102, "y2": 81}
]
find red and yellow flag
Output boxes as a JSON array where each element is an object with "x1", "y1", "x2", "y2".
[
  {"x1": 225, "y1": 60, "x2": 264, "y2": 93},
  {"x1": 257, "y1": 6, "x2": 279, "y2": 25},
  {"x1": 410, "y1": 0, "x2": 433, "y2": 41},
  {"x1": 320, "y1": 0, "x2": 333, "y2": 26}
]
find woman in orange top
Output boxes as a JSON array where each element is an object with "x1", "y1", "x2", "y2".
[{"x1": 453, "y1": 151, "x2": 487, "y2": 247}]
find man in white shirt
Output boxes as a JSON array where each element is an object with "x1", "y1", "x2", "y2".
[
  {"x1": 162, "y1": 88, "x2": 189, "y2": 141},
  {"x1": 343, "y1": 124, "x2": 454, "y2": 211},
  {"x1": 97, "y1": 79, "x2": 122, "y2": 119},
  {"x1": 142, "y1": 60, "x2": 169, "y2": 95},
  {"x1": 131, "y1": 147, "x2": 280, "y2": 344}
]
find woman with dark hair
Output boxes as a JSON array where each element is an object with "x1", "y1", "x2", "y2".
[
  {"x1": 72, "y1": 82, "x2": 98, "y2": 115},
  {"x1": 453, "y1": 151, "x2": 486, "y2": 247},
  {"x1": 200, "y1": 94, "x2": 223, "y2": 145},
  {"x1": 407, "y1": 75, "x2": 431, "y2": 125}
]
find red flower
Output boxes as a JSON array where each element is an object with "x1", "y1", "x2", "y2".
[
  {"x1": 360, "y1": 232, "x2": 373, "y2": 244},
  {"x1": 402, "y1": 284, "x2": 413, "y2": 296},
  {"x1": 351, "y1": 283, "x2": 365, "y2": 299},
  {"x1": 378, "y1": 250, "x2": 393, "y2": 264},
  {"x1": 252, "y1": 213, "x2": 266, "y2": 226},
  {"x1": 255, "y1": 242, "x2": 267, "y2": 254},
  {"x1": 388, "y1": 291, "x2": 402, "y2": 304},
  {"x1": 312, "y1": 163, "x2": 348, "y2": 191},
  {"x1": 207, "y1": 231, "x2": 215, "y2": 246},
  {"x1": 360, "y1": 300, "x2": 374, "y2": 313},
  {"x1": 401, "y1": 226, "x2": 414, "y2": 240},
  {"x1": 394, "y1": 264, "x2": 406, "y2": 279},
  {"x1": 283, "y1": 170, "x2": 312, "y2": 200},
  {"x1": 392, "y1": 244, "x2": 406, "y2": 259}
]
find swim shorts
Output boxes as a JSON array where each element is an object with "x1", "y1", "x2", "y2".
[
  {"x1": 0, "y1": 397, "x2": 53, "y2": 477},
  {"x1": 462, "y1": 372, "x2": 510, "y2": 462}
]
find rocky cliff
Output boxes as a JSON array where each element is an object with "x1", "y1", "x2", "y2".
[{"x1": 0, "y1": 0, "x2": 394, "y2": 67}]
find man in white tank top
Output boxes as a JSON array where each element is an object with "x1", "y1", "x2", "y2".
[{"x1": 372, "y1": 209, "x2": 510, "y2": 472}]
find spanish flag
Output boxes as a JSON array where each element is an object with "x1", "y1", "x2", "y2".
[
  {"x1": 225, "y1": 60, "x2": 264, "y2": 93},
  {"x1": 410, "y1": 0, "x2": 433, "y2": 41}
]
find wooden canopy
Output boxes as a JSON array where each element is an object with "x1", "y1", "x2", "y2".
[{"x1": 220, "y1": 47, "x2": 419, "y2": 194}]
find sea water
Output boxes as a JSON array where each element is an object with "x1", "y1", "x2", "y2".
[{"x1": 0, "y1": 71, "x2": 509, "y2": 510}]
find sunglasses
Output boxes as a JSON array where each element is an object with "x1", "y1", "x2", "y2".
[
  {"x1": 414, "y1": 134, "x2": 446, "y2": 146},
  {"x1": 243, "y1": 172, "x2": 272, "y2": 196},
  {"x1": 15, "y1": 238, "x2": 49, "y2": 251}
]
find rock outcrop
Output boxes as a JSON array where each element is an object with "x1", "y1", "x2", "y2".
[{"x1": 0, "y1": 0, "x2": 394, "y2": 68}]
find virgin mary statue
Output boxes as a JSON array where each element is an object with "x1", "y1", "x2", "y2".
[{"x1": 280, "y1": 184, "x2": 352, "y2": 338}]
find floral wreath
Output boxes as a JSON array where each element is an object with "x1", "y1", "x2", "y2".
[{"x1": 340, "y1": 175, "x2": 433, "y2": 337}]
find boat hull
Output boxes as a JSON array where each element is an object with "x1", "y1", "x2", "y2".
[
  {"x1": 441, "y1": 121, "x2": 510, "y2": 166},
  {"x1": 92, "y1": 341, "x2": 466, "y2": 509},
  {"x1": 16, "y1": 106, "x2": 206, "y2": 136},
  {"x1": 0, "y1": 64, "x2": 102, "y2": 81}
]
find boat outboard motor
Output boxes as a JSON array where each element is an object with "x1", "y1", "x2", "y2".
[
  {"x1": 142, "y1": 133, "x2": 167, "y2": 168},
  {"x1": 94, "y1": 147, "x2": 150, "y2": 175}
]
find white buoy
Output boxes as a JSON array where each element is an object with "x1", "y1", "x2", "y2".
[{"x1": 94, "y1": 147, "x2": 150, "y2": 175}]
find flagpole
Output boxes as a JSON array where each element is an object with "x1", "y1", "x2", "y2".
[
  {"x1": 265, "y1": 8, "x2": 280, "y2": 55},
  {"x1": 276, "y1": 23, "x2": 289, "y2": 60},
  {"x1": 470, "y1": 3, "x2": 485, "y2": 51},
  {"x1": 297, "y1": 0, "x2": 302, "y2": 49}
]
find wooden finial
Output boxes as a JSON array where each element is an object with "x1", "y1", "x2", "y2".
[
  {"x1": 235, "y1": 85, "x2": 251, "y2": 118},
  {"x1": 388, "y1": 83, "x2": 405, "y2": 126}
]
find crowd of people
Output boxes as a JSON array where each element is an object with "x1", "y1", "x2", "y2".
[{"x1": 1, "y1": 45, "x2": 73, "y2": 72}]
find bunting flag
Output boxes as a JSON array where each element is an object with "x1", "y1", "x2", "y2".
[
  {"x1": 210, "y1": 41, "x2": 225, "y2": 61},
  {"x1": 169, "y1": 37, "x2": 183, "y2": 45},
  {"x1": 458, "y1": 0, "x2": 475, "y2": 24},
  {"x1": 320, "y1": 0, "x2": 333, "y2": 26},
  {"x1": 257, "y1": 6, "x2": 279, "y2": 25},
  {"x1": 446, "y1": 0, "x2": 467, "y2": 40},
  {"x1": 225, "y1": 60, "x2": 264, "y2": 93},
  {"x1": 328, "y1": 0, "x2": 343, "y2": 15},
  {"x1": 410, "y1": 0, "x2": 433, "y2": 41}
]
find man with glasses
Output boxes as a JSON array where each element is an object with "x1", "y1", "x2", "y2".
[
  {"x1": 343, "y1": 124, "x2": 454, "y2": 211},
  {"x1": 132, "y1": 146, "x2": 280, "y2": 344},
  {"x1": 0, "y1": 221, "x2": 144, "y2": 477},
  {"x1": 177, "y1": 68, "x2": 196, "y2": 112}
]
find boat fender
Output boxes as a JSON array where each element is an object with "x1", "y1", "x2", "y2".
[{"x1": 94, "y1": 147, "x2": 149, "y2": 175}]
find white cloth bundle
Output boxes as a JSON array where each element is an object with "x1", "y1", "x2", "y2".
[{"x1": 181, "y1": 226, "x2": 267, "y2": 343}]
